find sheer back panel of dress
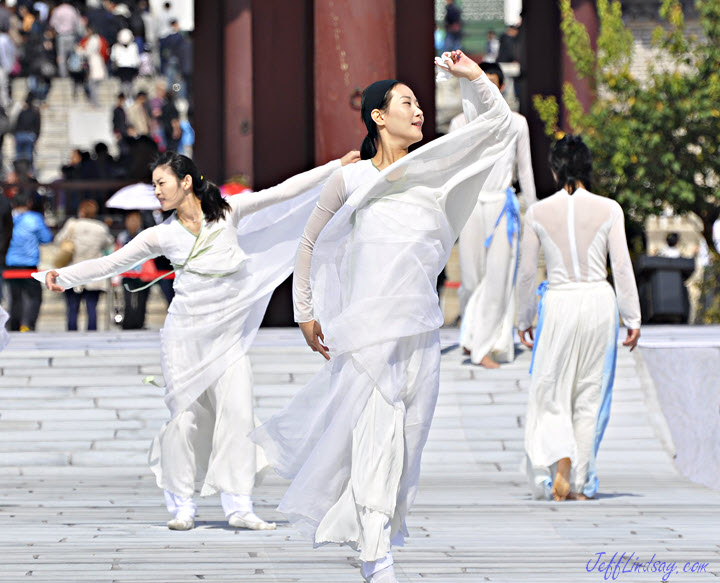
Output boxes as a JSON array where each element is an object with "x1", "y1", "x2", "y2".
[{"x1": 518, "y1": 188, "x2": 641, "y2": 331}]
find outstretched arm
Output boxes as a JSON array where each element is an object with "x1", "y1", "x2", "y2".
[
  {"x1": 40, "y1": 228, "x2": 161, "y2": 292},
  {"x1": 229, "y1": 151, "x2": 360, "y2": 225}
]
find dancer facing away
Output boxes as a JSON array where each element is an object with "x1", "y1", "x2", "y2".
[
  {"x1": 37, "y1": 150, "x2": 360, "y2": 531},
  {"x1": 517, "y1": 135, "x2": 641, "y2": 502},
  {"x1": 449, "y1": 61, "x2": 536, "y2": 368},
  {"x1": 252, "y1": 51, "x2": 519, "y2": 583}
]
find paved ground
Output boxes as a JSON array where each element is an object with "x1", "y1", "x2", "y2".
[{"x1": 0, "y1": 328, "x2": 718, "y2": 582}]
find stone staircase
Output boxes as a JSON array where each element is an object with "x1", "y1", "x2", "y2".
[{"x1": 3, "y1": 76, "x2": 169, "y2": 183}]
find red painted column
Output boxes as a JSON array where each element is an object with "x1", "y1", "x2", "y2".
[
  {"x1": 395, "y1": 0, "x2": 436, "y2": 146},
  {"x1": 223, "y1": 0, "x2": 254, "y2": 184},
  {"x1": 563, "y1": 0, "x2": 598, "y2": 123},
  {"x1": 313, "y1": 0, "x2": 396, "y2": 162}
]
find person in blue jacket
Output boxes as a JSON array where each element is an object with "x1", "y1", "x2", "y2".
[{"x1": 5, "y1": 192, "x2": 52, "y2": 331}]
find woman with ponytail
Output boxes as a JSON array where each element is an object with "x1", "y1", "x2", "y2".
[
  {"x1": 36, "y1": 149, "x2": 360, "y2": 531},
  {"x1": 517, "y1": 135, "x2": 641, "y2": 502},
  {"x1": 252, "y1": 51, "x2": 522, "y2": 582}
]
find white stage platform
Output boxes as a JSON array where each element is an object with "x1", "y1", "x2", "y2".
[{"x1": 0, "y1": 328, "x2": 718, "y2": 582}]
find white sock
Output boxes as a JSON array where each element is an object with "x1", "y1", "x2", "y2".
[
  {"x1": 361, "y1": 552, "x2": 394, "y2": 579},
  {"x1": 220, "y1": 492, "x2": 253, "y2": 519},
  {"x1": 164, "y1": 490, "x2": 196, "y2": 519}
]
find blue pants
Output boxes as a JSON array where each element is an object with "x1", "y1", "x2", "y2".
[
  {"x1": 66, "y1": 289, "x2": 101, "y2": 331},
  {"x1": 14, "y1": 132, "x2": 37, "y2": 166}
]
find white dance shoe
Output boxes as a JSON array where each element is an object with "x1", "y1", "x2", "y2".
[
  {"x1": 167, "y1": 515, "x2": 195, "y2": 530},
  {"x1": 363, "y1": 565, "x2": 398, "y2": 583},
  {"x1": 227, "y1": 511, "x2": 276, "y2": 530}
]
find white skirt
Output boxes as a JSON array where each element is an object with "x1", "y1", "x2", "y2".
[
  {"x1": 252, "y1": 330, "x2": 440, "y2": 562},
  {"x1": 149, "y1": 354, "x2": 264, "y2": 498},
  {"x1": 524, "y1": 281, "x2": 619, "y2": 499}
]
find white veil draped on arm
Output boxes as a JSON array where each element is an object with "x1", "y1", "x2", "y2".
[{"x1": 310, "y1": 75, "x2": 518, "y2": 357}]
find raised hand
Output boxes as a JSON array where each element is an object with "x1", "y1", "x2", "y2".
[{"x1": 436, "y1": 50, "x2": 483, "y2": 81}]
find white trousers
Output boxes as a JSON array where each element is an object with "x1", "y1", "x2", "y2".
[
  {"x1": 163, "y1": 490, "x2": 253, "y2": 519},
  {"x1": 149, "y1": 354, "x2": 257, "y2": 499},
  {"x1": 458, "y1": 192, "x2": 517, "y2": 364},
  {"x1": 524, "y1": 282, "x2": 618, "y2": 499}
]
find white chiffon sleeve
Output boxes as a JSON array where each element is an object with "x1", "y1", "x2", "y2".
[
  {"x1": 460, "y1": 73, "x2": 509, "y2": 124},
  {"x1": 292, "y1": 169, "x2": 348, "y2": 323},
  {"x1": 34, "y1": 228, "x2": 161, "y2": 290},
  {"x1": 517, "y1": 209, "x2": 541, "y2": 331},
  {"x1": 515, "y1": 115, "x2": 537, "y2": 206},
  {"x1": 608, "y1": 207, "x2": 642, "y2": 329},
  {"x1": 229, "y1": 159, "x2": 342, "y2": 225}
]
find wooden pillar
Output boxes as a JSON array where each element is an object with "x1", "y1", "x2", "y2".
[
  {"x1": 313, "y1": 0, "x2": 396, "y2": 162},
  {"x1": 223, "y1": 1, "x2": 254, "y2": 184},
  {"x1": 251, "y1": 0, "x2": 315, "y2": 189},
  {"x1": 563, "y1": 0, "x2": 598, "y2": 124},
  {"x1": 522, "y1": 0, "x2": 563, "y2": 197},
  {"x1": 395, "y1": 0, "x2": 436, "y2": 146},
  {"x1": 192, "y1": 0, "x2": 225, "y2": 183}
]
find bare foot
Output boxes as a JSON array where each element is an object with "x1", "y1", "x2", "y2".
[
  {"x1": 478, "y1": 354, "x2": 500, "y2": 369},
  {"x1": 553, "y1": 457, "x2": 571, "y2": 501},
  {"x1": 568, "y1": 492, "x2": 593, "y2": 501}
]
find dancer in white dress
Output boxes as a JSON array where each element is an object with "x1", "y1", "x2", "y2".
[
  {"x1": 251, "y1": 51, "x2": 519, "y2": 583},
  {"x1": 449, "y1": 62, "x2": 537, "y2": 368},
  {"x1": 517, "y1": 135, "x2": 641, "y2": 501},
  {"x1": 37, "y1": 150, "x2": 359, "y2": 530}
]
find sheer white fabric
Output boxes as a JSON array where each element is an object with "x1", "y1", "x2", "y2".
[
  {"x1": 518, "y1": 188, "x2": 640, "y2": 500},
  {"x1": 457, "y1": 192, "x2": 517, "y2": 363},
  {"x1": 517, "y1": 188, "x2": 641, "y2": 330},
  {"x1": 33, "y1": 160, "x2": 341, "y2": 499},
  {"x1": 524, "y1": 281, "x2": 618, "y2": 499},
  {"x1": 0, "y1": 306, "x2": 9, "y2": 351},
  {"x1": 448, "y1": 111, "x2": 536, "y2": 204},
  {"x1": 253, "y1": 73, "x2": 519, "y2": 561}
]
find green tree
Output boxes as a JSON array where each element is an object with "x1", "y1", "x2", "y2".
[{"x1": 534, "y1": 0, "x2": 720, "y2": 249}]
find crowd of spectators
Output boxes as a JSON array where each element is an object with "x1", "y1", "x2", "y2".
[{"x1": 0, "y1": 0, "x2": 192, "y2": 179}]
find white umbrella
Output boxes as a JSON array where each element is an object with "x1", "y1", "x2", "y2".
[{"x1": 105, "y1": 183, "x2": 160, "y2": 210}]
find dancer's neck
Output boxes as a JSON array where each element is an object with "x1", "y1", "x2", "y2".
[
  {"x1": 371, "y1": 144, "x2": 409, "y2": 172},
  {"x1": 175, "y1": 194, "x2": 203, "y2": 228}
]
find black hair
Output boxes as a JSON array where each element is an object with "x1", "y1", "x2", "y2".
[
  {"x1": 360, "y1": 79, "x2": 401, "y2": 160},
  {"x1": 479, "y1": 62, "x2": 504, "y2": 86},
  {"x1": 549, "y1": 134, "x2": 593, "y2": 194},
  {"x1": 151, "y1": 151, "x2": 229, "y2": 223},
  {"x1": 666, "y1": 232, "x2": 679, "y2": 247},
  {"x1": 12, "y1": 192, "x2": 30, "y2": 208}
]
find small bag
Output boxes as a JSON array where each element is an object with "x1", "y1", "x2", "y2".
[{"x1": 54, "y1": 220, "x2": 75, "y2": 268}]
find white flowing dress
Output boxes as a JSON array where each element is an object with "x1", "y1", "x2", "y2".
[
  {"x1": 517, "y1": 188, "x2": 641, "y2": 499},
  {"x1": 451, "y1": 111, "x2": 536, "y2": 364},
  {"x1": 33, "y1": 160, "x2": 340, "y2": 498},
  {"x1": 251, "y1": 73, "x2": 518, "y2": 562}
]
